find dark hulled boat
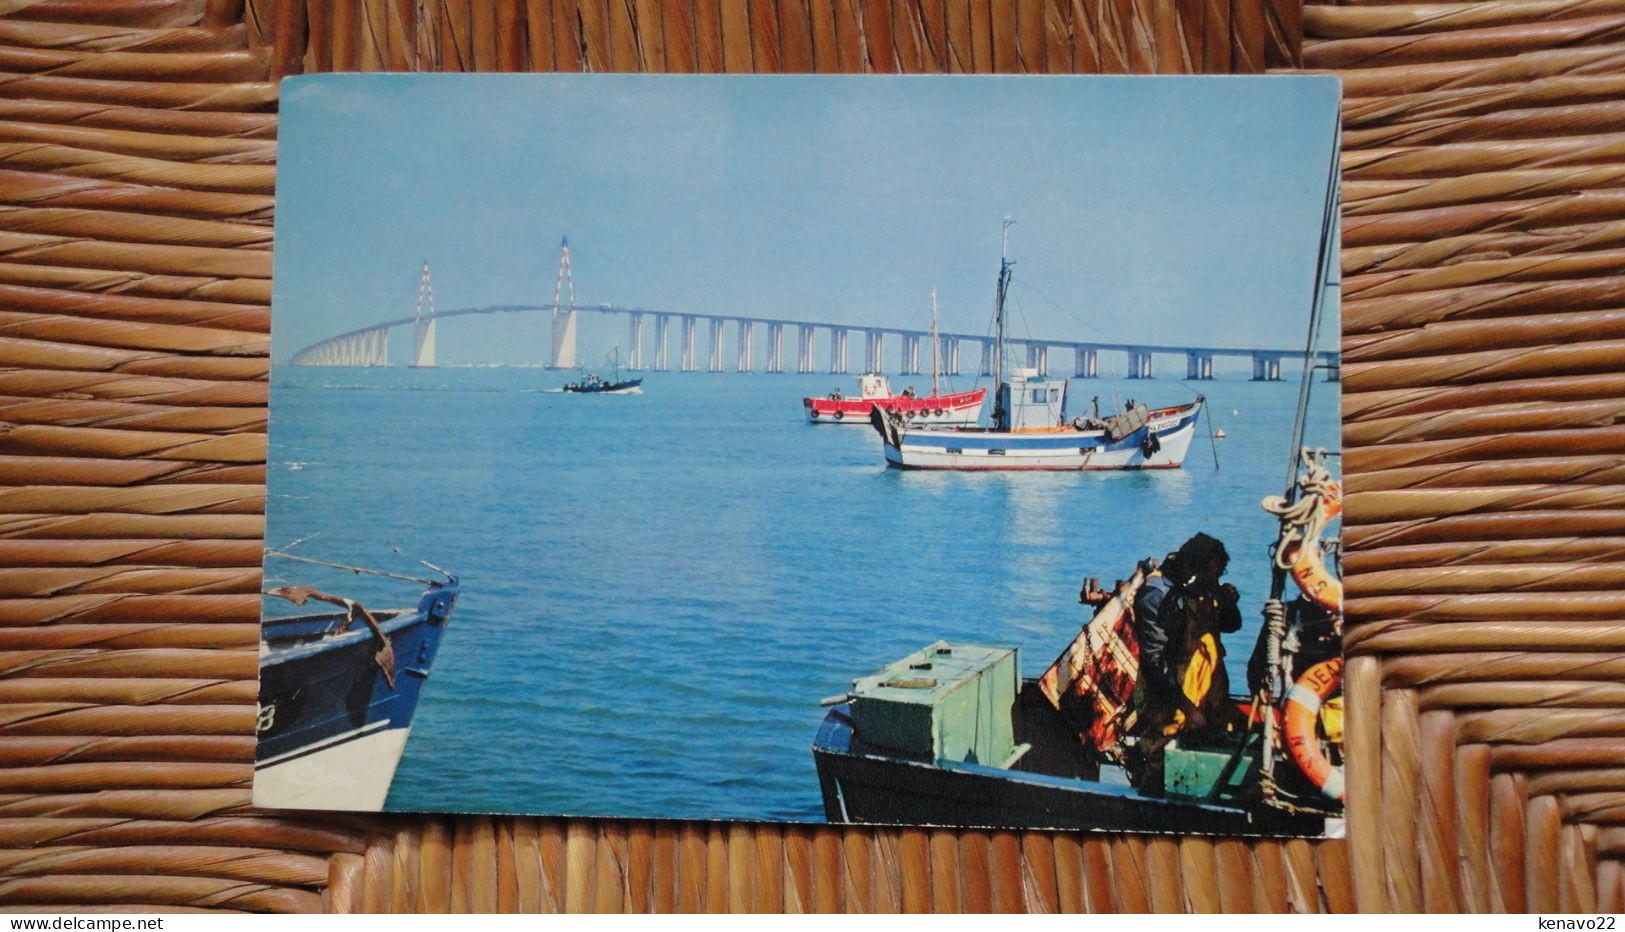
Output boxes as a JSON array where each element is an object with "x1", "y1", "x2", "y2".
[
  {"x1": 562, "y1": 372, "x2": 643, "y2": 394},
  {"x1": 255, "y1": 563, "x2": 459, "y2": 811},
  {"x1": 810, "y1": 639, "x2": 1330, "y2": 835},
  {"x1": 813, "y1": 684, "x2": 1321, "y2": 836},
  {"x1": 561, "y1": 346, "x2": 643, "y2": 394}
]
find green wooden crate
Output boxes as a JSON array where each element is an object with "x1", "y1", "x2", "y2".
[
  {"x1": 848, "y1": 641, "x2": 1019, "y2": 767},
  {"x1": 1164, "y1": 745, "x2": 1260, "y2": 799}
]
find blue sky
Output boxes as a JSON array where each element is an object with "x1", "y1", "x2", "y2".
[{"x1": 273, "y1": 74, "x2": 1340, "y2": 365}]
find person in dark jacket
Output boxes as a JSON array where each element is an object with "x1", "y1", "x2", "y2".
[{"x1": 1125, "y1": 532, "x2": 1243, "y2": 794}]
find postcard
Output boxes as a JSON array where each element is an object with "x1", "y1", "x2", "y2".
[{"x1": 257, "y1": 74, "x2": 1343, "y2": 836}]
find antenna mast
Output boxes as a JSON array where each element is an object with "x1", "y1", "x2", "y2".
[
  {"x1": 930, "y1": 289, "x2": 941, "y2": 397},
  {"x1": 993, "y1": 218, "x2": 1015, "y2": 430}
]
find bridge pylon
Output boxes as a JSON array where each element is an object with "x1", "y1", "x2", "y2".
[
  {"x1": 412, "y1": 260, "x2": 436, "y2": 367},
  {"x1": 549, "y1": 237, "x2": 578, "y2": 369}
]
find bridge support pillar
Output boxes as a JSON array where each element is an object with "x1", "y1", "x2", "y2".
[
  {"x1": 736, "y1": 320, "x2": 753, "y2": 372},
  {"x1": 979, "y1": 340, "x2": 993, "y2": 376},
  {"x1": 901, "y1": 334, "x2": 920, "y2": 375},
  {"x1": 628, "y1": 313, "x2": 645, "y2": 370},
  {"x1": 1268, "y1": 358, "x2": 1281, "y2": 380},
  {"x1": 654, "y1": 315, "x2": 670, "y2": 371},
  {"x1": 1127, "y1": 351, "x2": 1153, "y2": 379},
  {"x1": 1075, "y1": 348, "x2": 1097, "y2": 378},
  {"x1": 328, "y1": 331, "x2": 388, "y2": 367},
  {"x1": 709, "y1": 319, "x2": 725, "y2": 372},
  {"x1": 1026, "y1": 344, "x2": 1048, "y2": 376},
  {"x1": 862, "y1": 331, "x2": 884, "y2": 375},
  {"x1": 550, "y1": 306, "x2": 578, "y2": 369},
  {"x1": 681, "y1": 317, "x2": 697, "y2": 372},
  {"x1": 1325, "y1": 360, "x2": 1340, "y2": 383},
  {"x1": 831, "y1": 329, "x2": 848, "y2": 374},
  {"x1": 767, "y1": 323, "x2": 784, "y2": 373},
  {"x1": 1252, "y1": 354, "x2": 1282, "y2": 381},
  {"x1": 412, "y1": 317, "x2": 435, "y2": 367},
  {"x1": 798, "y1": 326, "x2": 816, "y2": 373},
  {"x1": 945, "y1": 337, "x2": 959, "y2": 376},
  {"x1": 1187, "y1": 352, "x2": 1213, "y2": 380}
]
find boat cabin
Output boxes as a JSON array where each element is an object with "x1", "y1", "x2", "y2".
[
  {"x1": 998, "y1": 369, "x2": 1068, "y2": 430},
  {"x1": 858, "y1": 374, "x2": 893, "y2": 399}
]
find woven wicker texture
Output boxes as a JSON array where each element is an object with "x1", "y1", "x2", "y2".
[{"x1": 0, "y1": 0, "x2": 1619, "y2": 914}]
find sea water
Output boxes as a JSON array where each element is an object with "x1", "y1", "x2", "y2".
[{"x1": 265, "y1": 367, "x2": 1339, "y2": 821}]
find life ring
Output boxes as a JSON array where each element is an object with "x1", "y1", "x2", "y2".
[
  {"x1": 834, "y1": 410, "x2": 845, "y2": 421},
  {"x1": 1279, "y1": 488, "x2": 1342, "y2": 611},
  {"x1": 809, "y1": 409, "x2": 820, "y2": 420},
  {"x1": 934, "y1": 408, "x2": 945, "y2": 417},
  {"x1": 1284, "y1": 658, "x2": 1344, "y2": 802}
]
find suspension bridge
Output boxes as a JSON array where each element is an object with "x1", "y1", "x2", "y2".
[{"x1": 286, "y1": 240, "x2": 1340, "y2": 382}]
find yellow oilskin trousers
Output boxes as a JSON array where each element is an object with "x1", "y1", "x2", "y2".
[{"x1": 1164, "y1": 633, "x2": 1219, "y2": 736}]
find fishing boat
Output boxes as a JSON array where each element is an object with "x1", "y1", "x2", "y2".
[
  {"x1": 815, "y1": 156, "x2": 1342, "y2": 831},
  {"x1": 561, "y1": 347, "x2": 643, "y2": 394},
  {"x1": 561, "y1": 372, "x2": 643, "y2": 394},
  {"x1": 254, "y1": 554, "x2": 459, "y2": 811},
  {"x1": 811, "y1": 645, "x2": 1327, "y2": 835},
  {"x1": 811, "y1": 444, "x2": 1342, "y2": 834},
  {"x1": 804, "y1": 292, "x2": 986, "y2": 426},
  {"x1": 868, "y1": 222, "x2": 1202, "y2": 470},
  {"x1": 805, "y1": 376, "x2": 984, "y2": 426}
]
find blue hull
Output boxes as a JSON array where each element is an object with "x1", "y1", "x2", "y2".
[{"x1": 256, "y1": 579, "x2": 458, "y2": 779}]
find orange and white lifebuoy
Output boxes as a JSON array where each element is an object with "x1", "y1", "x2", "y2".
[
  {"x1": 1284, "y1": 657, "x2": 1344, "y2": 802},
  {"x1": 1280, "y1": 482, "x2": 1342, "y2": 612}
]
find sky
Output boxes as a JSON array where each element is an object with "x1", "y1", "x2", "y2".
[{"x1": 273, "y1": 74, "x2": 1341, "y2": 366}]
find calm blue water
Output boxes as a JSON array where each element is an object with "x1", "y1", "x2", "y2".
[{"x1": 265, "y1": 366, "x2": 1338, "y2": 821}]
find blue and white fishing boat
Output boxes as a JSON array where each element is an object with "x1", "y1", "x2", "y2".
[
  {"x1": 254, "y1": 554, "x2": 458, "y2": 811},
  {"x1": 870, "y1": 223, "x2": 1203, "y2": 471}
]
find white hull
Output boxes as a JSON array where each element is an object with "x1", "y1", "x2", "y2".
[
  {"x1": 253, "y1": 723, "x2": 411, "y2": 811},
  {"x1": 884, "y1": 406, "x2": 1201, "y2": 471}
]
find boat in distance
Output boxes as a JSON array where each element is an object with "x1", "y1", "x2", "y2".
[
  {"x1": 560, "y1": 372, "x2": 643, "y2": 394},
  {"x1": 560, "y1": 346, "x2": 643, "y2": 394},
  {"x1": 869, "y1": 222, "x2": 1202, "y2": 471},
  {"x1": 806, "y1": 291, "x2": 985, "y2": 426},
  {"x1": 804, "y1": 374, "x2": 984, "y2": 426},
  {"x1": 255, "y1": 557, "x2": 459, "y2": 811}
]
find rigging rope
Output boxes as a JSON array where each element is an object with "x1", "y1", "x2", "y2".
[{"x1": 264, "y1": 550, "x2": 442, "y2": 586}]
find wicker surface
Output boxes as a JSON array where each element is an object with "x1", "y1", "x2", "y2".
[{"x1": 0, "y1": 0, "x2": 1620, "y2": 913}]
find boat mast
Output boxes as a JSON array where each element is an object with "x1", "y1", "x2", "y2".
[
  {"x1": 1259, "y1": 115, "x2": 1342, "y2": 798},
  {"x1": 993, "y1": 219, "x2": 1014, "y2": 430},
  {"x1": 930, "y1": 289, "x2": 941, "y2": 397}
]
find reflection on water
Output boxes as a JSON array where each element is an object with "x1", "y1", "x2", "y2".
[{"x1": 266, "y1": 366, "x2": 1338, "y2": 821}]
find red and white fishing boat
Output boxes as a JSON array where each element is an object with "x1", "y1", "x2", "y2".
[
  {"x1": 803, "y1": 293, "x2": 986, "y2": 426},
  {"x1": 803, "y1": 375, "x2": 985, "y2": 426}
]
